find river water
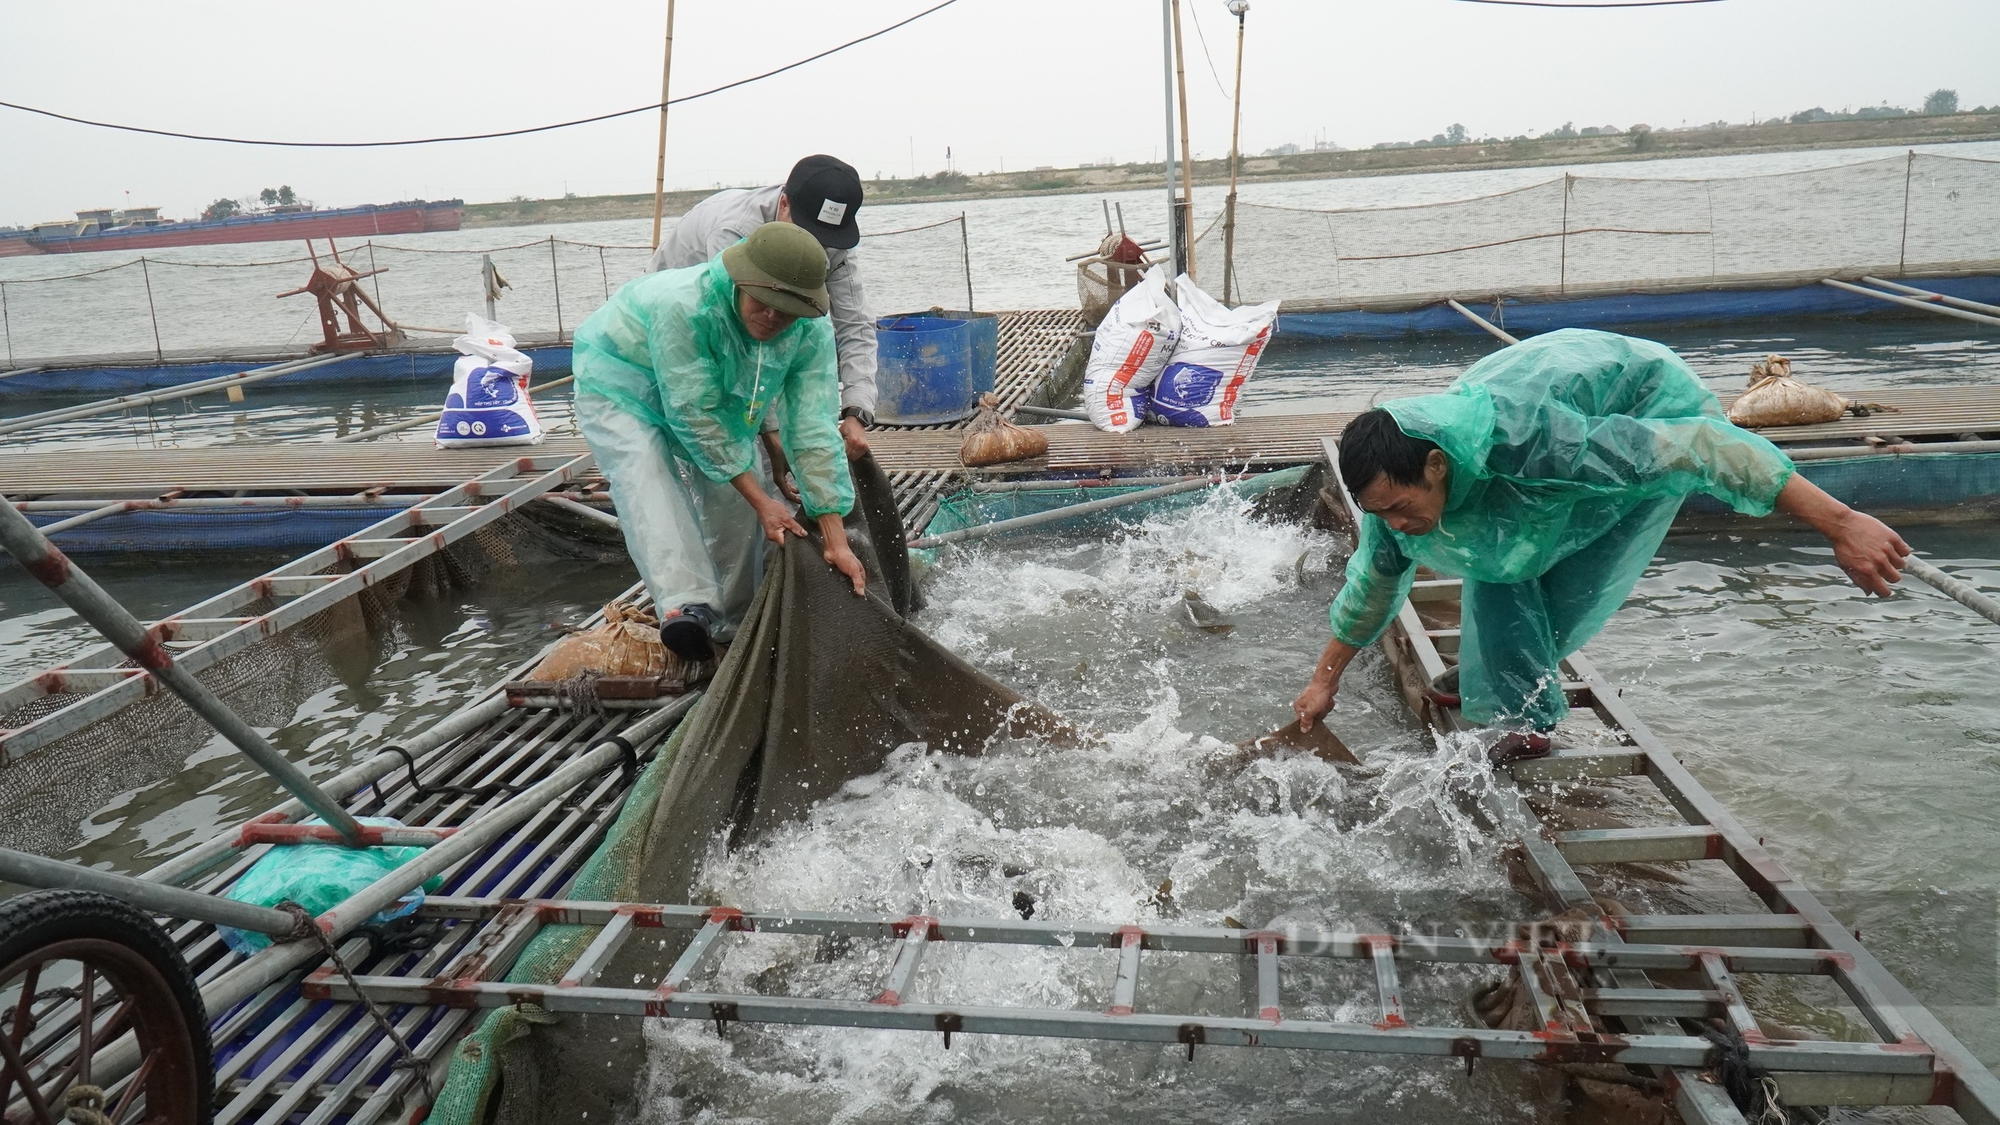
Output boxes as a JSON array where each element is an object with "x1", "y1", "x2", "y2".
[{"x1": 2, "y1": 147, "x2": 1998, "y2": 1118}]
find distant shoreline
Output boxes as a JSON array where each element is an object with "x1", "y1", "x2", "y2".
[{"x1": 462, "y1": 113, "x2": 2000, "y2": 230}]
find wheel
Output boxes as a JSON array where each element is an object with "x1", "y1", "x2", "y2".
[{"x1": 1, "y1": 889, "x2": 212, "y2": 1125}]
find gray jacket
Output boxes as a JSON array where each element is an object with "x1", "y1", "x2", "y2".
[{"x1": 649, "y1": 184, "x2": 878, "y2": 420}]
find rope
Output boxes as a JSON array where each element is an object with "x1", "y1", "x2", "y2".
[
  {"x1": 1700, "y1": 1027, "x2": 1792, "y2": 1124},
  {"x1": 0, "y1": 0, "x2": 965, "y2": 148},
  {"x1": 382, "y1": 745, "x2": 534, "y2": 802},
  {"x1": 60, "y1": 1084, "x2": 110, "y2": 1125},
  {"x1": 277, "y1": 902, "x2": 436, "y2": 1103}
]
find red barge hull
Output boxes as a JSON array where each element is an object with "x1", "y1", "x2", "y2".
[{"x1": 0, "y1": 200, "x2": 463, "y2": 256}]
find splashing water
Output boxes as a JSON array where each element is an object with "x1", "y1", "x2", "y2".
[{"x1": 639, "y1": 487, "x2": 1547, "y2": 1123}]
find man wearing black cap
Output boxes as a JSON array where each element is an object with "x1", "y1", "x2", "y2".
[{"x1": 652, "y1": 155, "x2": 876, "y2": 465}]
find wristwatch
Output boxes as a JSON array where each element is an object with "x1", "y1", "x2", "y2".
[{"x1": 839, "y1": 406, "x2": 875, "y2": 427}]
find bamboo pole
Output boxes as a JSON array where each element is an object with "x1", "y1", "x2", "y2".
[
  {"x1": 1222, "y1": 2, "x2": 1247, "y2": 303},
  {"x1": 1160, "y1": 0, "x2": 1180, "y2": 274},
  {"x1": 649, "y1": 0, "x2": 680, "y2": 250},
  {"x1": 1170, "y1": 0, "x2": 1197, "y2": 281}
]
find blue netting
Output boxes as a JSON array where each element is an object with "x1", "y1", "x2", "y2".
[{"x1": 1682, "y1": 451, "x2": 2000, "y2": 516}]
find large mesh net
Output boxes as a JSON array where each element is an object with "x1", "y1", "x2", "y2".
[
  {"x1": 0, "y1": 215, "x2": 981, "y2": 365},
  {"x1": 1195, "y1": 152, "x2": 2000, "y2": 306},
  {"x1": 0, "y1": 507, "x2": 625, "y2": 857}
]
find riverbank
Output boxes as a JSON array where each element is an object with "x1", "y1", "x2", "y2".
[{"x1": 463, "y1": 111, "x2": 2000, "y2": 229}]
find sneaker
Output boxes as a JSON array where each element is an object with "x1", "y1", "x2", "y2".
[
  {"x1": 1487, "y1": 730, "x2": 1553, "y2": 768},
  {"x1": 1425, "y1": 665, "x2": 1462, "y2": 708},
  {"x1": 659, "y1": 604, "x2": 720, "y2": 662}
]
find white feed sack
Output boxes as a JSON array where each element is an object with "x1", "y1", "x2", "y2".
[
  {"x1": 435, "y1": 315, "x2": 545, "y2": 448},
  {"x1": 1147, "y1": 277, "x2": 1279, "y2": 428},
  {"x1": 1081, "y1": 266, "x2": 1179, "y2": 433}
]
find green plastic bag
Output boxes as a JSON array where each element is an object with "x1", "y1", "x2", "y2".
[{"x1": 217, "y1": 817, "x2": 443, "y2": 954}]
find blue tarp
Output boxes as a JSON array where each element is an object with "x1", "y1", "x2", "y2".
[
  {"x1": 1278, "y1": 275, "x2": 2000, "y2": 341},
  {"x1": 20, "y1": 506, "x2": 409, "y2": 557}
]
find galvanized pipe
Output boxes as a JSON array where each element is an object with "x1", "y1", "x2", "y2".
[
  {"x1": 23, "y1": 493, "x2": 434, "y2": 536},
  {"x1": 1010, "y1": 404, "x2": 1089, "y2": 422},
  {"x1": 910, "y1": 476, "x2": 1227, "y2": 549},
  {"x1": 970, "y1": 476, "x2": 1193, "y2": 493},
  {"x1": 91, "y1": 692, "x2": 699, "y2": 1094},
  {"x1": 1821, "y1": 278, "x2": 2000, "y2": 328},
  {"x1": 1782, "y1": 439, "x2": 2000, "y2": 461},
  {"x1": 1447, "y1": 299, "x2": 1520, "y2": 346},
  {"x1": 0, "y1": 353, "x2": 350, "y2": 436},
  {"x1": 0, "y1": 498, "x2": 367, "y2": 844},
  {"x1": 1904, "y1": 556, "x2": 2000, "y2": 627},
  {"x1": 1859, "y1": 276, "x2": 2000, "y2": 318},
  {"x1": 0, "y1": 846, "x2": 300, "y2": 936},
  {"x1": 196, "y1": 695, "x2": 697, "y2": 1012},
  {"x1": 540, "y1": 493, "x2": 620, "y2": 527},
  {"x1": 143, "y1": 692, "x2": 518, "y2": 889}
]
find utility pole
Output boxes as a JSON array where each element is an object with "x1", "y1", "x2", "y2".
[
  {"x1": 1223, "y1": 0, "x2": 1248, "y2": 303},
  {"x1": 649, "y1": 0, "x2": 679, "y2": 250}
]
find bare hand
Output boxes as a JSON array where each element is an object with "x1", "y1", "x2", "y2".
[
  {"x1": 1294, "y1": 676, "x2": 1337, "y2": 732},
  {"x1": 824, "y1": 542, "x2": 867, "y2": 595},
  {"x1": 754, "y1": 497, "x2": 808, "y2": 545},
  {"x1": 1826, "y1": 509, "x2": 1910, "y2": 596},
  {"x1": 774, "y1": 471, "x2": 801, "y2": 505},
  {"x1": 840, "y1": 415, "x2": 870, "y2": 460}
]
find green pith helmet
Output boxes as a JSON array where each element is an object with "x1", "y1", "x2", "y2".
[{"x1": 721, "y1": 221, "x2": 831, "y2": 319}]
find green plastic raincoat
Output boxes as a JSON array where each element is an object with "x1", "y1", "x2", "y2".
[
  {"x1": 1329, "y1": 329, "x2": 1795, "y2": 727},
  {"x1": 572, "y1": 257, "x2": 853, "y2": 519}
]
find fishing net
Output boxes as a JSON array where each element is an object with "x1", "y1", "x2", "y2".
[
  {"x1": 1192, "y1": 152, "x2": 2000, "y2": 306},
  {"x1": 856, "y1": 215, "x2": 977, "y2": 315},
  {"x1": 0, "y1": 506, "x2": 625, "y2": 858},
  {"x1": 427, "y1": 455, "x2": 1064, "y2": 1125}
]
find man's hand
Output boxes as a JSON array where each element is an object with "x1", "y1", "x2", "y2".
[
  {"x1": 1294, "y1": 637, "x2": 1360, "y2": 732},
  {"x1": 839, "y1": 415, "x2": 870, "y2": 460},
  {"x1": 1294, "y1": 677, "x2": 1337, "y2": 733},
  {"x1": 817, "y1": 512, "x2": 867, "y2": 596},
  {"x1": 732, "y1": 472, "x2": 806, "y2": 545},
  {"x1": 1774, "y1": 474, "x2": 1910, "y2": 597},
  {"x1": 774, "y1": 471, "x2": 802, "y2": 505},
  {"x1": 1826, "y1": 508, "x2": 1910, "y2": 597}
]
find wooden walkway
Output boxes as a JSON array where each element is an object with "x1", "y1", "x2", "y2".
[{"x1": 2, "y1": 385, "x2": 1997, "y2": 500}]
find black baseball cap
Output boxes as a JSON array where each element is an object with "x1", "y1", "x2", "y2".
[{"x1": 783, "y1": 155, "x2": 863, "y2": 251}]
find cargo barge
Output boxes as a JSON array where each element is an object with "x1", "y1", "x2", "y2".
[{"x1": 0, "y1": 199, "x2": 463, "y2": 256}]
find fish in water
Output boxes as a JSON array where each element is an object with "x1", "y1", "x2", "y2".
[{"x1": 1181, "y1": 590, "x2": 1234, "y2": 634}]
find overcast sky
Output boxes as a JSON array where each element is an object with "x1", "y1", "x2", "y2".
[{"x1": 2, "y1": 0, "x2": 1994, "y2": 226}]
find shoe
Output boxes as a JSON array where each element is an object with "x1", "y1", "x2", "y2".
[
  {"x1": 659, "y1": 604, "x2": 720, "y2": 662},
  {"x1": 1425, "y1": 666, "x2": 1462, "y2": 708},
  {"x1": 1487, "y1": 730, "x2": 1553, "y2": 768}
]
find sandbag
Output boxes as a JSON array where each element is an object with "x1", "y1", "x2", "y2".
[
  {"x1": 959, "y1": 393, "x2": 1050, "y2": 467},
  {"x1": 528, "y1": 601, "x2": 670, "y2": 680},
  {"x1": 436, "y1": 315, "x2": 544, "y2": 448},
  {"x1": 1147, "y1": 276, "x2": 1279, "y2": 428},
  {"x1": 1081, "y1": 265, "x2": 1179, "y2": 433},
  {"x1": 1725, "y1": 354, "x2": 1848, "y2": 427}
]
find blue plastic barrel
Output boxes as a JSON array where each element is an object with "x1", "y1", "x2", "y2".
[{"x1": 875, "y1": 314, "x2": 981, "y2": 425}]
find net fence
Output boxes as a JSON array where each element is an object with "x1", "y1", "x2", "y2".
[
  {"x1": 1194, "y1": 152, "x2": 2000, "y2": 307},
  {"x1": 0, "y1": 507, "x2": 626, "y2": 858},
  {"x1": 0, "y1": 217, "x2": 979, "y2": 366}
]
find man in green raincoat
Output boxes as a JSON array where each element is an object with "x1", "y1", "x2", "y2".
[
  {"x1": 572, "y1": 221, "x2": 865, "y2": 661},
  {"x1": 1295, "y1": 329, "x2": 1910, "y2": 764}
]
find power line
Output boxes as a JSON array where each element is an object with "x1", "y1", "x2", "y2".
[{"x1": 0, "y1": 0, "x2": 964, "y2": 148}]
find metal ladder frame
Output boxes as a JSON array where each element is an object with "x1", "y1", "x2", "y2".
[
  {"x1": 1319, "y1": 436, "x2": 2000, "y2": 1124},
  {"x1": 0, "y1": 451, "x2": 597, "y2": 763}
]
